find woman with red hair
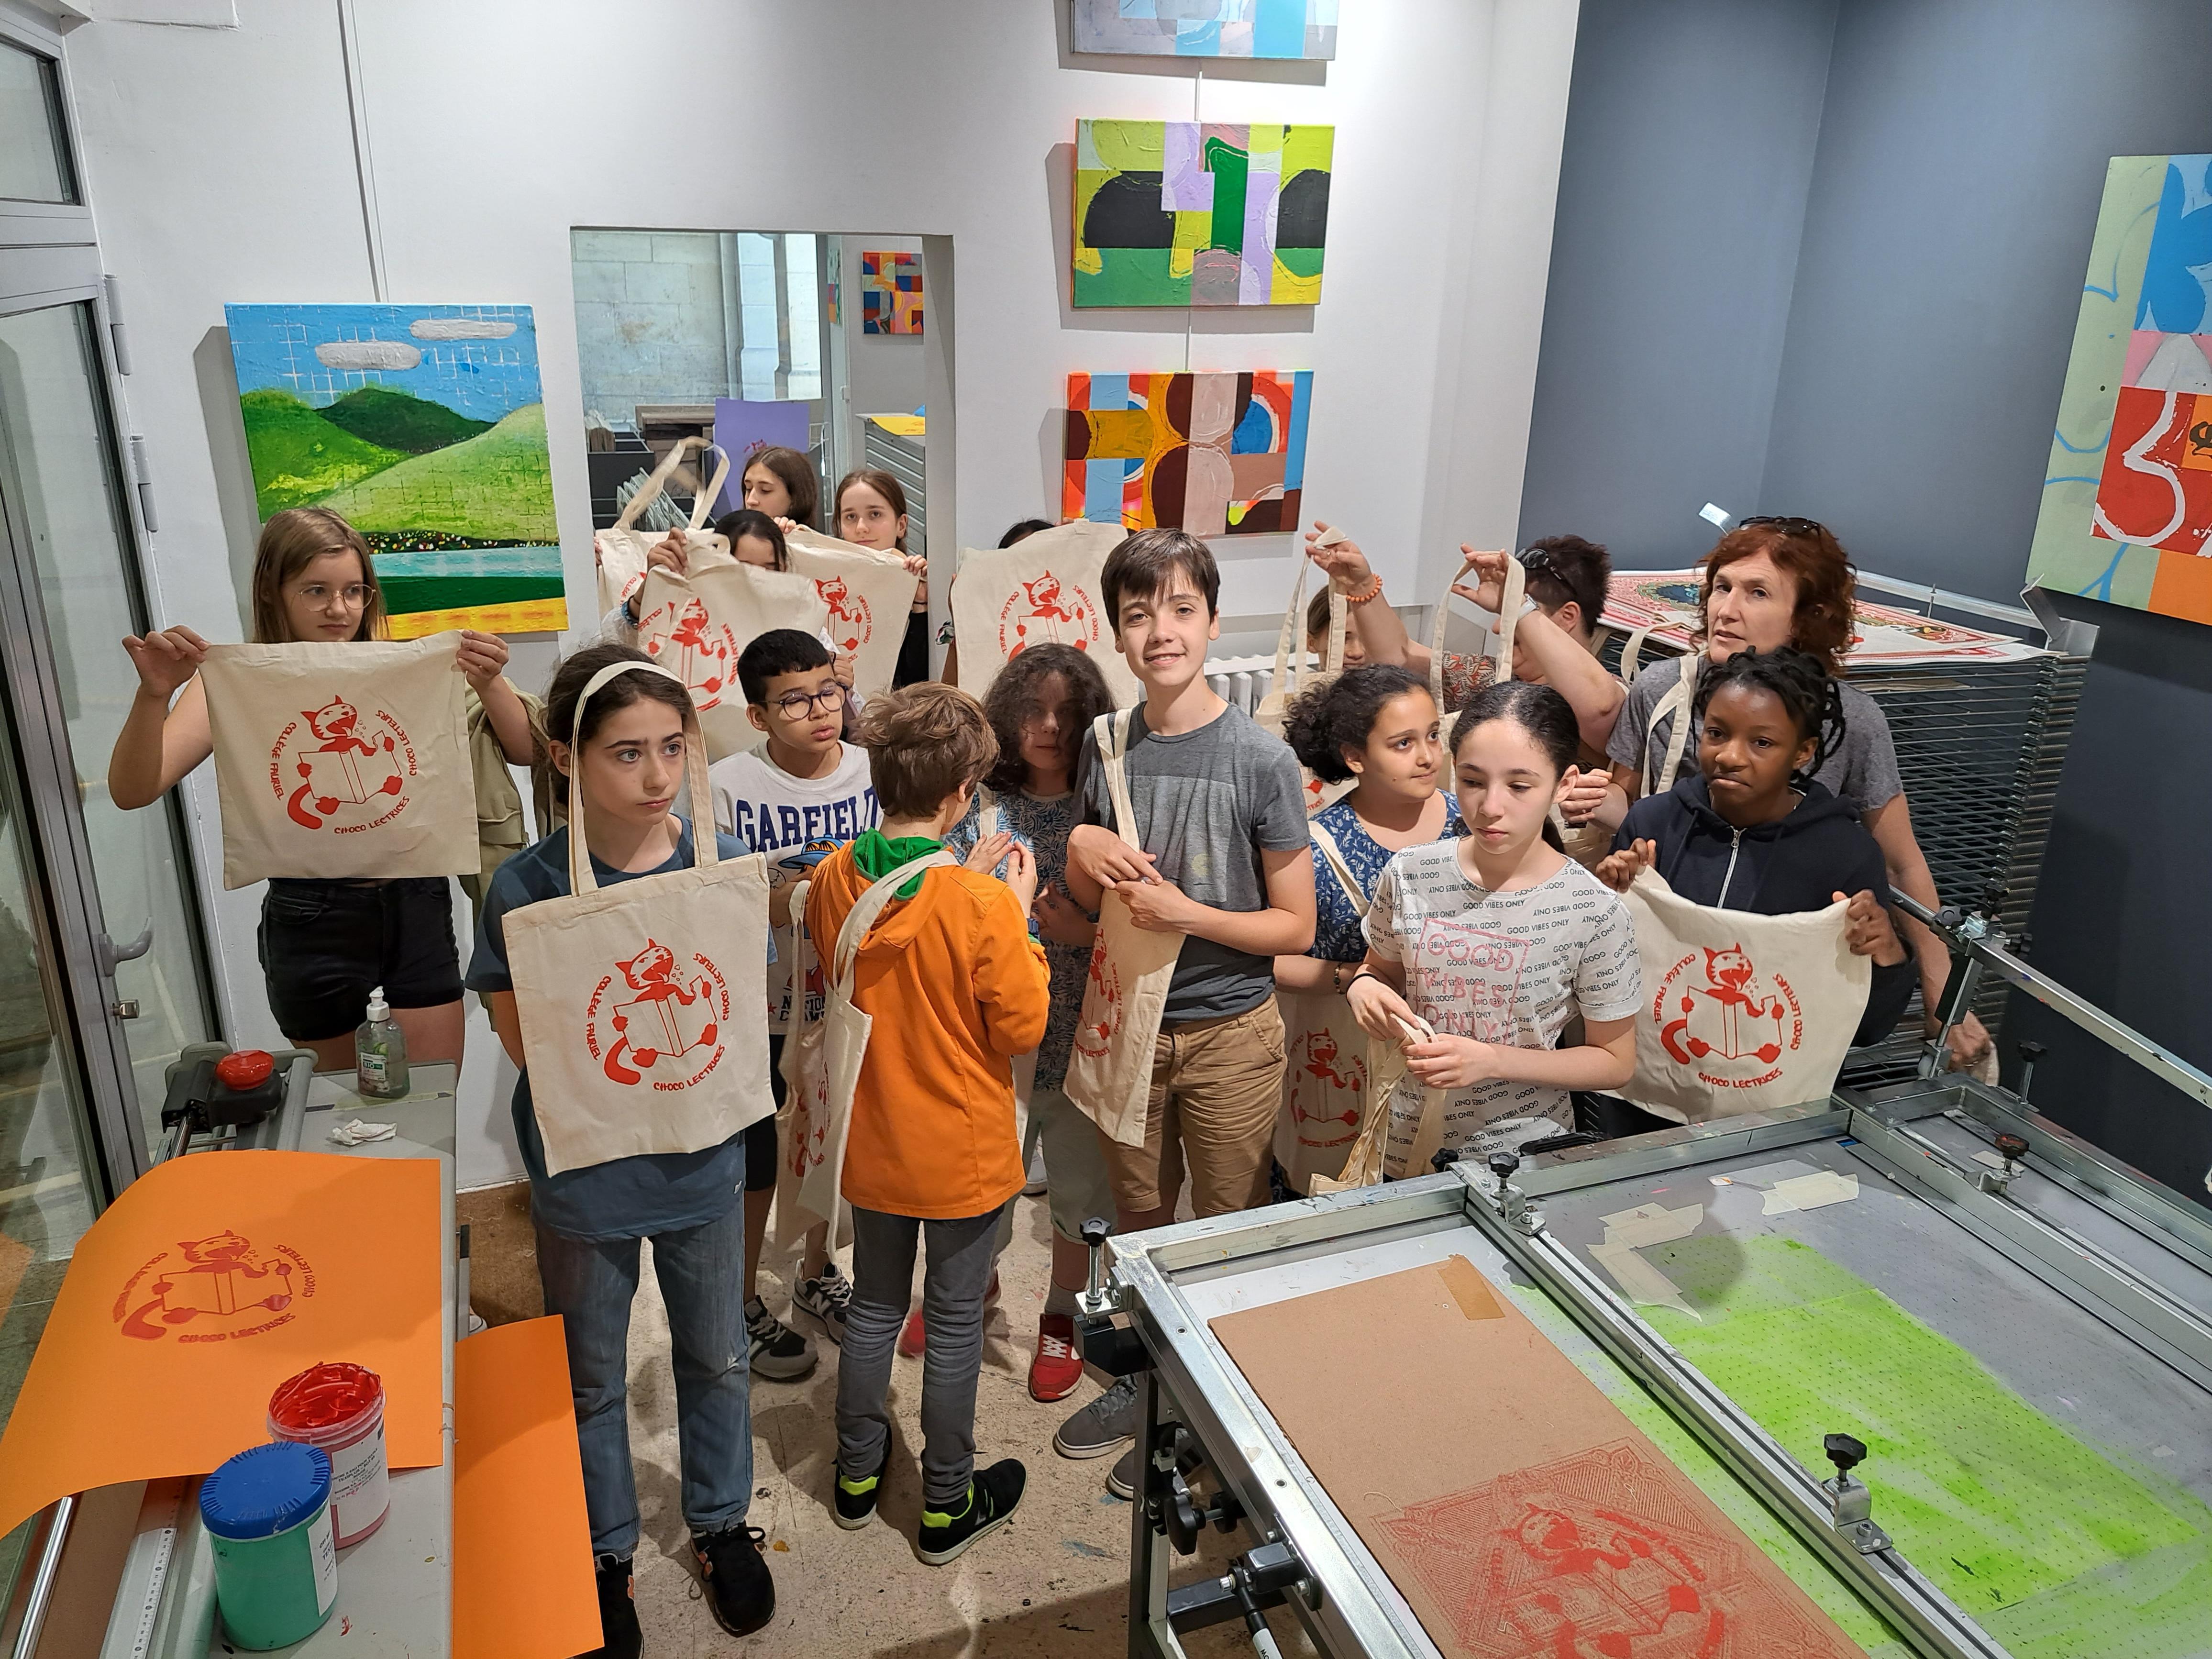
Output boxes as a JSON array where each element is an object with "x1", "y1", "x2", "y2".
[{"x1": 1595, "y1": 517, "x2": 1989, "y2": 1071}]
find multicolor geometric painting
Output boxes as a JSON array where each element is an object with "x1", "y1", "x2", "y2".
[
  {"x1": 1072, "y1": 0, "x2": 1338, "y2": 60},
  {"x1": 1075, "y1": 120, "x2": 1332, "y2": 308},
  {"x1": 1063, "y1": 370, "x2": 1311, "y2": 536},
  {"x1": 2027, "y1": 153, "x2": 2212, "y2": 625},
  {"x1": 860, "y1": 251, "x2": 922, "y2": 335},
  {"x1": 224, "y1": 303, "x2": 564, "y2": 638}
]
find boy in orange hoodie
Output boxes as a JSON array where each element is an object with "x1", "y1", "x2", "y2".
[{"x1": 805, "y1": 682, "x2": 1051, "y2": 1565}]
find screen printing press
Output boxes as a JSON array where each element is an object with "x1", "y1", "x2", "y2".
[{"x1": 1082, "y1": 900, "x2": 2212, "y2": 1659}]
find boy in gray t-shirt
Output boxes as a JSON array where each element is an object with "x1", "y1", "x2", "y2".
[{"x1": 1055, "y1": 529, "x2": 1316, "y2": 1492}]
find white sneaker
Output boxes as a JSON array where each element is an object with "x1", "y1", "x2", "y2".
[{"x1": 1022, "y1": 1141, "x2": 1048, "y2": 1197}]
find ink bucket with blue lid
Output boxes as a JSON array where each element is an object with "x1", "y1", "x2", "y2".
[{"x1": 199, "y1": 1440, "x2": 340, "y2": 1648}]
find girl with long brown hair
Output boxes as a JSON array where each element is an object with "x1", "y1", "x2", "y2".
[{"x1": 108, "y1": 506, "x2": 533, "y2": 1072}]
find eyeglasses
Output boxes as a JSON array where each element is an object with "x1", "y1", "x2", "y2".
[
  {"x1": 290, "y1": 582, "x2": 373, "y2": 610},
  {"x1": 772, "y1": 686, "x2": 847, "y2": 718},
  {"x1": 1738, "y1": 515, "x2": 1828, "y2": 539}
]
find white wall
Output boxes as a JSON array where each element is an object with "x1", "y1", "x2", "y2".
[{"x1": 57, "y1": 0, "x2": 1580, "y2": 1186}]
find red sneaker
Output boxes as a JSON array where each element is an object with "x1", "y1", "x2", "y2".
[
  {"x1": 1029, "y1": 1313, "x2": 1085, "y2": 1402},
  {"x1": 896, "y1": 1309, "x2": 926, "y2": 1359}
]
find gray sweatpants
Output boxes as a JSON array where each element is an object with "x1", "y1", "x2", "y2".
[{"x1": 836, "y1": 1203, "x2": 1005, "y2": 1507}]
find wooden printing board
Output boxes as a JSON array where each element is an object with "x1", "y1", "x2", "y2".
[{"x1": 1208, "y1": 1256, "x2": 1869, "y2": 1658}]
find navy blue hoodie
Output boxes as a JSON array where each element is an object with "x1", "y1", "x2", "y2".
[{"x1": 1614, "y1": 776, "x2": 1916, "y2": 1049}]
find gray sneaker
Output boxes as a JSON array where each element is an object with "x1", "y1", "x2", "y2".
[
  {"x1": 1106, "y1": 1445, "x2": 1139, "y2": 1501},
  {"x1": 794, "y1": 1261, "x2": 852, "y2": 1344},
  {"x1": 1053, "y1": 1373, "x2": 1138, "y2": 1460},
  {"x1": 745, "y1": 1297, "x2": 817, "y2": 1382}
]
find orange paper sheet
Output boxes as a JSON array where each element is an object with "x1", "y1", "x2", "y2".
[
  {"x1": 454, "y1": 1317, "x2": 598, "y2": 1659},
  {"x1": 0, "y1": 1150, "x2": 442, "y2": 1539}
]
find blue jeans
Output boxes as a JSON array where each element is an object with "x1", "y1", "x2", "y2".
[{"x1": 533, "y1": 1200, "x2": 752, "y2": 1557}]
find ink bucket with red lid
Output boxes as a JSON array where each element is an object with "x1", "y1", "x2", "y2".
[{"x1": 266, "y1": 1362, "x2": 389, "y2": 1547}]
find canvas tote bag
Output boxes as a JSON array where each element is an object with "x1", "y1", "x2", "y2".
[
  {"x1": 1621, "y1": 867, "x2": 1870, "y2": 1126},
  {"x1": 783, "y1": 526, "x2": 922, "y2": 702},
  {"x1": 776, "y1": 851, "x2": 958, "y2": 1231},
  {"x1": 199, "y1": 633, "x2": 476, "y2": 888},
  {"x1": 1272, "y1": 820, "x2": 1379, "y2": 1194},
  {"x1": 970, "y1": 789, "x2": 1040, "y2": 1121},
  {"x1": 1063, "y1": 709, "x2": 1182, "y2": 1148},
  {"x1": 951, "y1": 520, "x2": 1136, "y2": 707},
  {"x1": 503, "y1": 660, "x2": 774, "y2": 1176},
  {"x1": 634, "y1": 542, "x2": 831, "y2": 760},
  {"x1": 594, "y1": 438, "x2": 730, "y2": 619},
  {"x1": 1309, "y1": 1011, "x2": 1449, "y2": 1194},
  {"x1": 1640, "y1": 650, "x2": 1704, "y2": 799}
]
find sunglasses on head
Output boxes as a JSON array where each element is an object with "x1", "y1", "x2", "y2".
[{"x1": 1738, "y1": 515, "x2": 1827, "y2": 538}]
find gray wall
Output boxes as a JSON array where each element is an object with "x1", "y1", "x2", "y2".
[
  {"x1": 1516, "y1": 0, "x2": 1837, "y2": 566},
  {"x1": 1526, "y1": 0, "x2": 2212, "y2": 1206}
]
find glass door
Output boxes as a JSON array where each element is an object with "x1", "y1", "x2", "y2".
[{"x1": 0, "y1": 302, "x2": 220, "y2": 1155}]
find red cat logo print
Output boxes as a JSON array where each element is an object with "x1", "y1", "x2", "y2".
[
  {"x1": 1073, "y1": 935, "x2": 1123, "y2": 1062},
  {"x1": 1288, "y1": 1028, "x2": 1364, "y2": 1150},
  {"x1": 585, "y1": 937, "x2": 731, "y2": 1090},
  {"x1": 275, "y1": 695, "x2": 415, "y2": 833},
  {"x1": 640, "y1": 595, "x2": 738, "y2": 709},
  {"x1": 998, "y1": 571, "x2": 1102, "y2": 659},
  {"x1": 1654, "y1": 942, "x2": 1804, "y2": 1090},
  {"x1": 815, "y1": 576, "x2": 874, "y2": 655},
  {"x1": 114, "y1": 1228, "x2": 315, "y2": 1343}
]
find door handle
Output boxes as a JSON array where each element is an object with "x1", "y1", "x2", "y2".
[{"x1": 96, "y1": 922, "x2": 154, "y2": 977}]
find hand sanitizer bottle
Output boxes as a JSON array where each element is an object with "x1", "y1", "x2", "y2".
[{"x1": 355, "y1": 986, "x2": 409, "y2": 1099}]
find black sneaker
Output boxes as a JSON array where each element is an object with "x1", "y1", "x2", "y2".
[
  {"x1": 745, "y1": 1296, "x2": 817, "y2": 1382},
  {"x1": 834, "y1": 1443, "x2": 891, "y2": 1530},
  {"x1": 794, "y1": 1261, "x2": 852, "y2": 1344},
  {"x1": 916, "y1": 1459, "x2": 1026, "y2": 1567},
  {"x1": 1106, "y1": 1444, "x2": 1140, "y2": 1501},
  {"x1": 584, "y1": 1553, "x2": 641, "y2": 1659},
  {"x1": 691, "y1": 1523, "x2": 775, "y2": 1637}
]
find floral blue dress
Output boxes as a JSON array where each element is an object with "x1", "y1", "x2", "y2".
[{"x1": 1305, "y1": 791, "x2": 1463, "y2": 961}]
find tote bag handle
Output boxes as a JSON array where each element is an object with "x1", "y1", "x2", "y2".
[
  {"x1": 1093, "y1": 708, "x2": 1145, "y2": 847},
  {"x1": 689, "y1": 445, "x2": 731, "y2": 531},
  {"x1": 1642, "y1": 650, "x2": 1703, "y2": 799},
  {"x1": 1307, "y1": 819, "x2": 1368, "y2": 918},
  {"x1": 1427, "y1": 550, "x2": 1526, "y2": 708},
  {"x1": 614, "y1": 436, "x2": 704, "y2": 532},
  {"x1": 562, "y1": 660, "x2": 719, "y2": 896},
  {"x1": 830, "y1": 852, "x2": 959, "y2": 987},
  {"x1": 1268, "y1": 558, "x2": 1348, "y2": 704}
]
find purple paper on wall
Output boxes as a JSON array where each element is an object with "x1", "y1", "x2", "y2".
[{"x1": 711, "y1": 398, "x2": 811, "y2": 512}]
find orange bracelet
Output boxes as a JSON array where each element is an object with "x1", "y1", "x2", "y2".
[{"x1": 1345, "y1": 573, "x2": 1384, "y2": 606}]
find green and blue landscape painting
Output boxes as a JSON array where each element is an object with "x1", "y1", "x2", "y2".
[{"x1": 223, "y1": 303, "x2": 566, "y2": 636}]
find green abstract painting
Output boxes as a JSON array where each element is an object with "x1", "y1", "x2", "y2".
[
  {"x1": 1074, "y1": 120, "x2": 1332, "y2": 308},
  {"x1": 224, "y1": 303, "x2": 565, "y2": 637}
]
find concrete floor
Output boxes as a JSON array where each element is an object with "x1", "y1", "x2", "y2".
[{"x1": 455, "y1": 1183, "x2": 1318, "y2": 1658}]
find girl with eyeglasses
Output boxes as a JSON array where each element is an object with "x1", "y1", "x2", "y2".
[
  {"x1": 107, "y1": 506, "x2": 534, "y2": 1074},
  {"x1": 1594, "y1": 519, "x2": 1990, "y2": 1072}
]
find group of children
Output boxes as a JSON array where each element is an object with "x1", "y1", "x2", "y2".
[{"x1": 111, "y1": 486, "x2": 1950, "y2": 1658}]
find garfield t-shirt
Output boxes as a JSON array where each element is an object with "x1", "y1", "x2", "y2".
[
  {"x1": 1364, "y1": 843, "x2": 1640, "y2": 1175},
  {"x1": 710, "y1": 742, "x2": 880, "y2": 1032}
]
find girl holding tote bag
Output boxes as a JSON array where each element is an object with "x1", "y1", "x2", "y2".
[
  {"x1": 465, "y1": 642, "x2": 775, "y2": 1645},
  {"x1": 1341, "y1": 683, "x2": 1642, "y2": 1177},
  {"x1": 1591, "y1": 648, "x2": 1915, "y2": 1130},
  {"x1": 1271, "y1": 665, "x2": 1462, "y2": 1194},
  {"x1": 107, "y1": 506, "x2": 533, "y2": 1074}
]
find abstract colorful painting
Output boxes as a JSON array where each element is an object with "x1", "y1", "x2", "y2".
[
  {"x1": 1075, "y1": 121, "x2": 1332, "y2": 308},
  {"x1": 2027, "y1": 153, "x2": 2212, "y2": 625},
  {"x1": 1073, "y1": 0, "x2": 1338, "y2": 60},
  {"x1": 224, "y1": 303, "x2": 563, "y2": 638},
  {"x1": 1063, "y1": 370, "x2": 1311, "y2": 536},
  {"x1": 860, "y1": 251, "x2": 921, "y2": 335}
]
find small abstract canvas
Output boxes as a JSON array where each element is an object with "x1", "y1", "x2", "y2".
[
  {"x1": 224, "y1": 303, "x2": 563, "y2": 637},
  {"x1": 1063, "y1": 370, "x2": 1311, "y2": 537},
  {"x1": 1075, "y1": 120, "x2": 1332, "y2": 308},
  {"x1": 2027, "y1": 153, "x2": 2212, "y2": 625},
  {"x1": 860, "y1": 251, "x2": 922, "y2": 335},
  {"x1": 1073, "y1": 0, "x2": 1338, "y2": 60}
]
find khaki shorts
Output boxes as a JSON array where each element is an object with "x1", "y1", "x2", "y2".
[{"x1": 1102, "y1": 998, "x2": 1287, "y2": 1218}]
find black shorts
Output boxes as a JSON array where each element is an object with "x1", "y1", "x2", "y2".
[
  {"x1": 743, "y1": 1034, "x2": 785, "y2": 1194},
  {"x1": 256, "y1": 877, "x2": 464, "y2": 1042}
]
